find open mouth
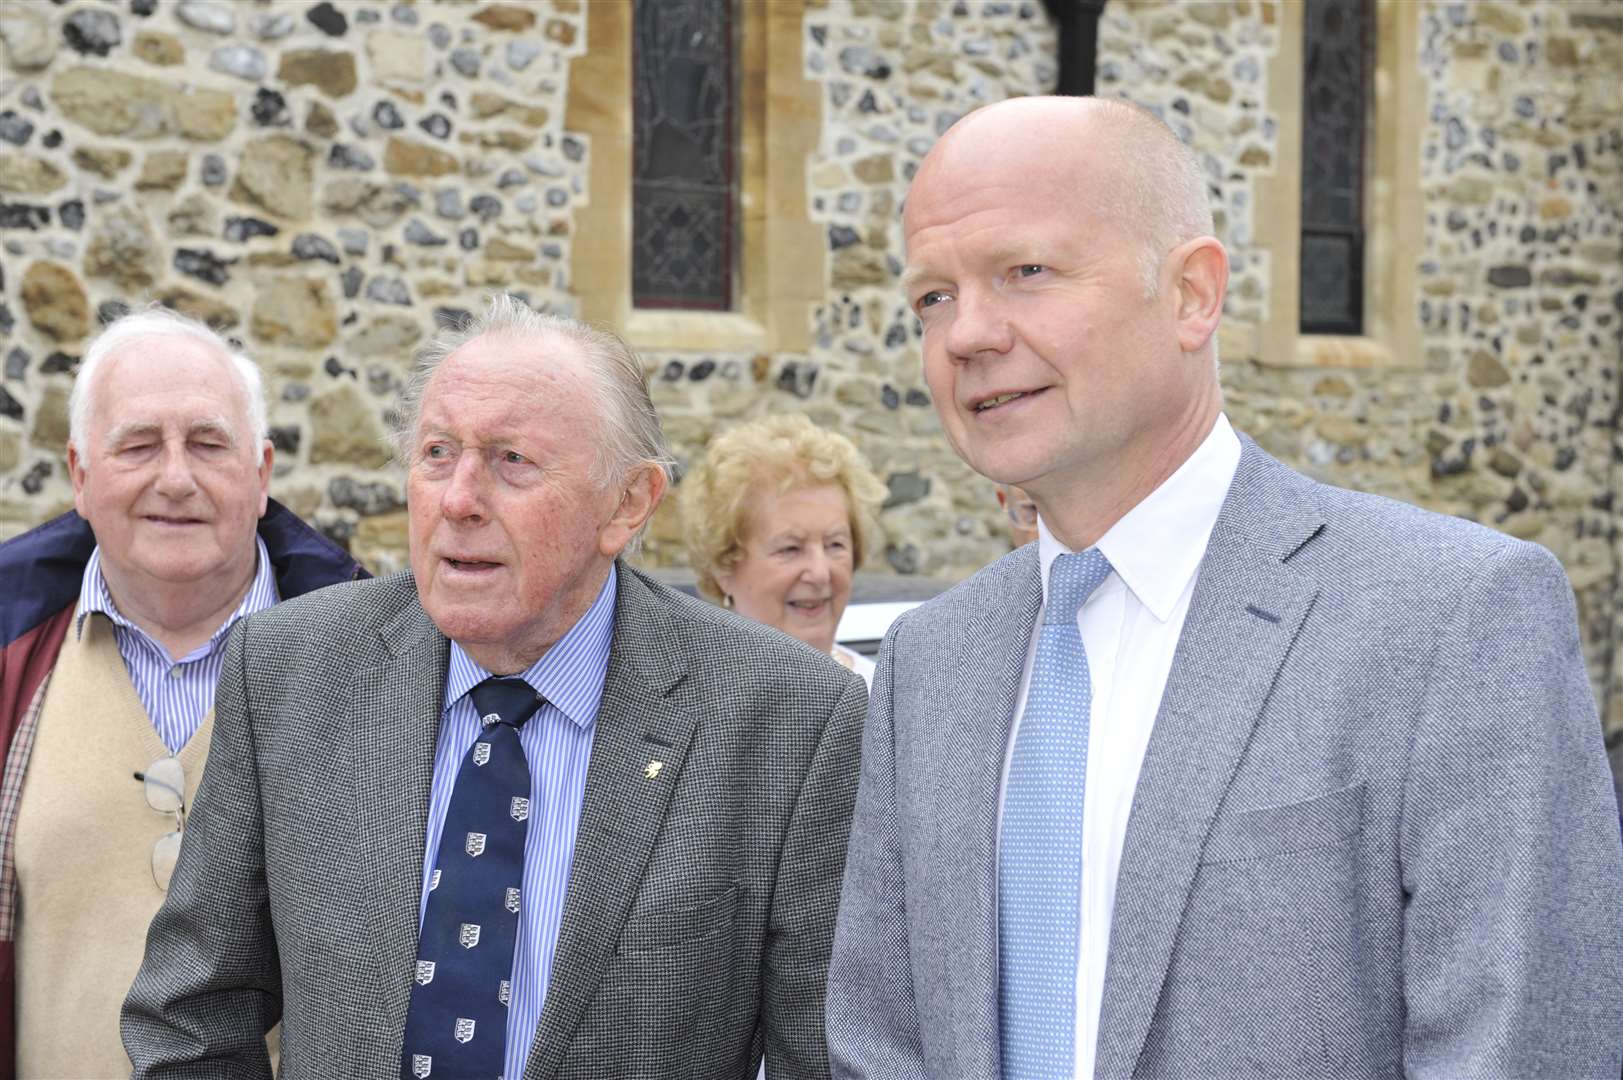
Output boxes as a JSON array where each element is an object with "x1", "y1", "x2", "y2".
[
  {"x1": 788, "y1": 598, "x2": 831, "y2": 614},
  {"x1": 445, "y1": 558, "x2": 501, "y2": 571},
  {"x1": 975, "y1": 390, "x2": 1036, "y2": 413}
]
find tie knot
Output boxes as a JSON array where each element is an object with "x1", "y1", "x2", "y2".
[
  {"x1": 469, "y1": 677, "x2": 542, "y2": 730},
  {"x1": 1044, "y1": 549, "x2": 1112, "y2": 624}
]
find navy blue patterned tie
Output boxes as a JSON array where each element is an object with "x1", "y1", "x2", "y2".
[
  {"x1": 401, "y1": 678, "x2": 539, "y2": 1080},
  {"x1": 1000, "y1": 549, "x2": 1112, "y2": 1080}
]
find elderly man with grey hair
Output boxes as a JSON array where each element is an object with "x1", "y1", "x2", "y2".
[
  {"x1": 0, "y1": 306, "x2": 365, "y2": 1076},
  {"x1": 122, "y1": 294, "x2": 867, "y2": 1080}
]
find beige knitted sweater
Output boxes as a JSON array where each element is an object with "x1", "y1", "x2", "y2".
[{"x1": 14, "y1": 613, "x2": 212, "y2": 1079}]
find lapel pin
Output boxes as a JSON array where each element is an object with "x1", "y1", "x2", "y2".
[{"x1": 644, "y1": 760, "x2": 664, "y2": 780}]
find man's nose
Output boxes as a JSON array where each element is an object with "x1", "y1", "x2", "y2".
[
  {"x1": 942, "y1": 287, "x2": 1014, "y2": 360},
  {"x1": 153, "y1": 443, "x2": 198, "y2": 498},
  {"x1": 441, "y1": 453, "x2": 488, "y2": 521}
]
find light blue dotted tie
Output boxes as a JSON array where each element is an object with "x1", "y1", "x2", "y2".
[{"x1": 1000, "y1": 549, "x2": 1113, "y2": 1080}]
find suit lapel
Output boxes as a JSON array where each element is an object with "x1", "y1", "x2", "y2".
[
  {"x1": 524, "y1": 568, "x2": 700, "y2": 1080},
  {"x1": 1092, "y1": 442, "x2": 1323, "y2": 1079},
  {"x1": 349, "y1": 594, "x2": 449, "y2": 1045},
  {"x1": 919, "y1": 548, "x2": 1041, "y2": 1079}
]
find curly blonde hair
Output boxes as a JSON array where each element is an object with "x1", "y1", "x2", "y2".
[{"x1": 681, "y1": 414, "x2": 887, "y2": 603}]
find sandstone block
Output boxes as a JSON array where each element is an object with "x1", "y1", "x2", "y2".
[
  {"x1": 348, "y1": 314, "x2": 422, "y2": 357},
  {"x1": 0, "y1": 7, "x2": 56, "y2": 71},
  {"x1": 84, "y1": 205, "x2": 162, "y2": 290},
  {"x1": 232, "y1": 136, "x2": 316, "y2": 220},
  {"x1": 133, "y1": 30, "x2": 184, "y2": 66},
  {"x1": 309, "y1": 386, "x2": 392, "y2": 468},
  {"x1": 174, "y1": 88, "x2": 238, "y2": 141},
  {"x1": 1468, "y1": 349, "x2": 1511, "y2": 389},
  {"x1": 544, "y1": 19, "x2": 577, "y2": 47},
  {"x1": 471, "y1": 4, "x2": 537, "y2": 31},
  {"x1": 52, "y1": 67, "x2": 167, "y2": 137},
  {"x1": 21, "y1": 262, "x2": 91, "y2": 342},
  {"x1": 32, "y1": 385, "x2": 71, "y2": 454},
  {"x1": 368, "y1": 30, "x2": 428, "y2": 83},
  {"x1": 167, "y1": 193, "x2": 218, "y2": 237},
  {"x1": 252, "y1": 277, "x2": 338, "y2": 349},
  {"x1": 305, "y1": 101, "x2": 339, "y2": 138},
  {"x1": 468, "y1": 93, "x2": 548, "y2": 126},
  {"x1": 52, "y1": 67, "x2": 236, "y2": 141},
  {"x1": 278, "y1": 48, "x2": 359, "y2": 97},
  {"x1": 384, "y1": 136, "x2": 459, "y2": 177},
  {"x1": 72, "y1": 145, "x2": 133, "y2": 178},
  {"x1": 136, "y1": 149, "x2": 189, "y2": 191},
  {"x1": 0, "y1": 431, "x2": 19, "y2": 476},
  {"x1": 851, "y1": 154, "x2": 894, "y2": 183},
  {"x1": 0, "y1": 154, "x2": 67, "y2": 195},
  {"x1": 154, "y1": 286, "x2": 239, "y2": 330}
]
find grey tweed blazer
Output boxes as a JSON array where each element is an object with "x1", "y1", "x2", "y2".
[
  {"x1": 123, "y1": 563, "x2": 867, "y2": 1079},
  {"x1": 827, "y1": 437, "x2": 1623, "y2": 1079}
]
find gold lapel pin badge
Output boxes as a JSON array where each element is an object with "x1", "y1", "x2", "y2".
[{"x1": 644, "y1": 760, "x2": 664, "y2": 780}]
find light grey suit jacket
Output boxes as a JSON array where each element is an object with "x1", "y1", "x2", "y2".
[
  {"x1": 827, "y1": 438, "x2": 1623, "y2": 1079},
  {"x1": 123, "y1": 564, "x2": 867, "y2": 1079}
]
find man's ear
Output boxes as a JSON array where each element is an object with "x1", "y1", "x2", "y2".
[
  {"x1": 596, "y1": 462, "x2": 669, "y2": 559},
  {"x1": 256, "y1": 438, "x2": 274, "y2": 518},
  {"x1": 1171, "y1": 235, "x2": 1228, "y2": 355},
  {"x1": 68, "y1": 441, "x2": 89, "y2": 517}
]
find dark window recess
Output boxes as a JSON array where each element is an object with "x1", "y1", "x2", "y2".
[
  {"x1": 1299, "y1": 0, "x2": 1371, "y2": 335},
  {"x1": 632, "y1": 0, "x2": 736, "y2": 311}
]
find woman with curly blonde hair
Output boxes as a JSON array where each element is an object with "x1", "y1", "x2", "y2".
[{"x1": 682, "y1": 414, "x2": 887, "y2": 685}]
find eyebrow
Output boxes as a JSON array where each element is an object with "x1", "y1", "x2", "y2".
[
  {"x1": 899, "y1": 265, "x2": 936, "y2": 296},
  {"x1": 104, "y1": 416, "x2": 239, "y2": 448},
  {"x1": 187, "y1": 417, "x2": 240, "y2": 447}
]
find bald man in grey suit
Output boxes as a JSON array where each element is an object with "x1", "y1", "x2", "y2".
[{"x1": 827, "y1": 96, "x2": 1623, "y2": 1079}]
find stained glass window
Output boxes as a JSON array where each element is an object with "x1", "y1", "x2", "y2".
[
  {"x1": 1300, "y1": 0, "x2": 1371, "y2": 335},
  {"x1": 632, "y1": 0, "x2": 737, "y2": 311}
]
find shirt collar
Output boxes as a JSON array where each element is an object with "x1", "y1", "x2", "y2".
[
  {"x1": 77, "y1": 534, "x2": 281, "y2": 656},
  {"x1": 1037, "y1": 413, "x2": 1242, "y2": 623},
  {"x1": 443, "y1": 563, "x2": 618, "y2": 732}
]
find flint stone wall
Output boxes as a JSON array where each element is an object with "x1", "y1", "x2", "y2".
[{"x1": 1, "y1": 1, "x2": 1620, "y2": 748}]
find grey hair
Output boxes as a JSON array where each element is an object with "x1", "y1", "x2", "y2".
[
  {"x1": 69, "y1": 304, "x2": 269, "y2": 449},
  {"x1": 392, "y1": 294, "x2": 674, "y2": 546}
]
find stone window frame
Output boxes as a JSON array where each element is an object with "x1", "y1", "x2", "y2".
[
  {"x1": 1255, "y1": 0, "x2": 1424, "y2": 370},
  {"x1": 569, "y1": 1, "x2": 823, "y2": 354}
]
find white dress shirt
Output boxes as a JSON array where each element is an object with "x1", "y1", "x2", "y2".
[{"x1": 999, "y1": 413, "x2": 1242, "y2": 1079}]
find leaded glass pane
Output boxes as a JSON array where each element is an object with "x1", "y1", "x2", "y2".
[
  {"x1": 632, "y1": 0, "x2": 736, "y2": 311},
  {"x1": 1300, "y1": 0, "x2": 1370, "y2": 335}
]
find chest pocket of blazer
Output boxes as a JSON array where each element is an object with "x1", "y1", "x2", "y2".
[
  {"x1": 617, "y1": 882, "x2": 739, "y2": 954},
  {"x1": 1199, "y1": 782, "x2": 1365, "y2": 865}
]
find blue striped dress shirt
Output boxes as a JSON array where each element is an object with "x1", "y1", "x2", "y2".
[
  {"x1": 417, "y1": 564, "x2": 614, "y2": 1080},
  {"x1": 77, "y1": 536, "x2": 280, "y2": 754}
]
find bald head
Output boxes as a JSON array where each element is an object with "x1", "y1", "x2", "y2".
[{"x1": 908, "y1": 96, "x2": 1214, "y2": 295}]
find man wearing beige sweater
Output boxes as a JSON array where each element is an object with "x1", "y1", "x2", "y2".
[{"x1": 0, "y1": 307, "x2": 364, "y2": 1077}]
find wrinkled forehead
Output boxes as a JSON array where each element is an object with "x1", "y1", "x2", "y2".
[
  {"x1": 426, "y1": 331, "x2": 593, "y2": 406},
  {"x1": 90, "y1": 335, "x2": 253, "y2": 433}
]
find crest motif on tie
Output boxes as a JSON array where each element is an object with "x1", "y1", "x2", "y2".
[
  {"x1": 472, "y1": 742, "x2": 492, "y2": 767},
  {"x1": 505, "y1": 887, "x2": 521, "y2": 914},
  {"x1": 429, "y1": 869, "x2": 441, "y2": 891},
  {"x1": 465, "y1": 831, "x2": 487, "y2": 857},
  {"x1": 411, "y1": 1054, "x2": 432, "y2": 1078},
  {"x1": 415, "y1": 960, "x2": 436, "y2": 986},
  {"x1": 459, "y1": 922, "x2": 481, "y2": 949},
  {"x1": 510, "y1": 796, "x2": 530, "y2": 822},
  {"x1": 480, "y1": 711, "x2": 501, "y2": 728},
  {"x1": 499, "y1": 979, "x2": 511, "y2": 1006},
  {"x1": 454, "y1": 1017, "x2": 476, "y2": 1044}
]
